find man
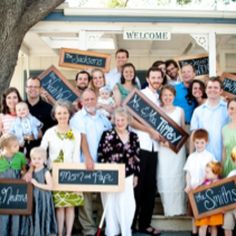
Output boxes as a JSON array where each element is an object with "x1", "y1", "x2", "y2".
[
  {"x1": 105, "y1": 48, "x2": 141, "y2": 89},
  {"x1": 75, "y1": 70, "x2": 91, "y2": 95},
  {"x1": 74, "y1": 70, "x2": 91, "y2": 110},
  {"x1": 190, "y1": 76, "x2": 229, "y2": 162},
  {"x1": 70, "y1": 89, "x2": 112, "y2": 236},
  {"x1": 165, "y1": 59, "x2": 181, "y2": 85},
  {"x1": 174, "y1": 64, "x2": 197, "y2": 125},
  {"x1": 25, "y1": 77, "x2": 55, "y2": 147},
  {"x1": 132, "y1": 67, "x2": 162, "y2": 235}
]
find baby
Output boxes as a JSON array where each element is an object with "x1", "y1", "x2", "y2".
[
  {"x1": 10, "y1": 102, "x2": 43, "y2": 147},
  {"x1": 97, "y1": 85, "x2": 115, "y2": 117}
]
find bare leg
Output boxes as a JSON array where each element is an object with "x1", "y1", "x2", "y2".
[
  {"x1": 56, "y1": 207, "x2": 65, "y2": 236},
  {"x1": 199, "y1": 225, "x2": 207, "y2": 236},
  {"x1": 65, "y1": 207, "x2": 75, "y2": 236},
  {"x1": 211, "y1": 226, "x2": 218, "y2": 236},
  {"x1": 224, "y1": 229, "x2": 233, "y2": 236}
]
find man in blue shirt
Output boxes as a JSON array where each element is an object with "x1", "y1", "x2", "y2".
[
  {"x1": 70, "y1": 89, "x2": 111, "y2": 236},
  {"x1": 190, "y1": 77, "x2": 229, "y2": 162},
  {"x1": 174, "y1": 64, "x2": 197, "y2": 125}
]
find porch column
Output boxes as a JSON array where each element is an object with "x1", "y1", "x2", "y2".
[{"x1": 208, "y1": 31, "x2": 217, "y2": 77}]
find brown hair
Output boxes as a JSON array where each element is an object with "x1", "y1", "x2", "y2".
[
  {"x1": 0, "y1": 87, "x2": 22, "y2": 114},
  {"x1": 206, "y1": 161, "x2": 222, "y2": 176},
  {"x1": 159, "y1": 84, "x2": 176, "y2": 105},
  {"x1": 192, "y1": 129, "x2": 209, "y2": 142},
  {"x1": 206, "y1": 76, "x2": 223, "y2": 89},
  {"x1": 227, "y1": 97, "x2": 236, "y2": 108}
]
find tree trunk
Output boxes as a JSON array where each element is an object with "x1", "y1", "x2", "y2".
[{"x1": 0, "y1": 0, "x2": 64, "y2": 93}]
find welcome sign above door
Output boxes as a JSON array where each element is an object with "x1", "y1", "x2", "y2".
[{"x1": 123, "y1": 28, "x2": 171, "y2": 41}]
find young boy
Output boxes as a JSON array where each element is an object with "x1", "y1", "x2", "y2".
[
  {"x1": 184, "y1": 128, "x2": 216, "y2": 236},
  {"x1": 223, "y1": 147, "x2": 236, "y2": 236}
]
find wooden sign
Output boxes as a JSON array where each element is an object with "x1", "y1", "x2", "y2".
[
  {"x1": 0, "y1": 179, "x2": 33, "y2": 215},
  {"x1": 176, "y1": 53, "x2": 209, "y2": 77},
  {"x1": 220, "y1": 72, "x2": 236, "y2": 98},
  {"x1": 59, "y1": 48, "x2": 111, "y2": 72},
  {"x1": 123, "y1": 89, "x2": 189, "y2": 153},
  {"x1": 52, "y1": 163, "x2": 125, "y2": 192},
  {"x1": 38, "y1": 65, "x2": 80, "y2": 103},
  {"x1": 188, "y1": 176, "x2": 236, "y2": 219}
]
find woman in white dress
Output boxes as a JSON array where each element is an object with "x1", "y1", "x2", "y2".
[{"x1": 157, "y1": 84, "x2": 186, "y2": 216}]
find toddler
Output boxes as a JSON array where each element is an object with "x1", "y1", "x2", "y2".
[
  {"x1": 195, "y1": 161, "x2": 223, "y2": 236},
  {"x1": 0, "y1": 133, "x2": 27, "y2": 236},
  {"x1": 10, "y1": 102, "x2": 42, "y2": 157},
  {"x1": 21, "y1": 147, "x2": 57, "y2": 236},
  {"x1": 97, "y1": 85, "x2": 115, "y2": 117}
]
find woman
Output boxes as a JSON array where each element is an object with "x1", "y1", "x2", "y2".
[
  {"x1": 157, "y1": 84, "x2": 186, "y2": 216},
  {"x1": 222, "y1": 97, "x2": 236, "y2": 177},
  {"x1": 41, "y1": 100, "x2": 83, "y2": 236},
  {"x1": 188, "y1": 79, "x2": 207, "y2": 106},
  {"x1": 113, "y1": 63, "x2": 138, "y2": 106},
  {"x1": 97, "y1": 107, "x2": 140, "y2": 236},
  {"x1": 0, "y1": 87, "x2": 22, "y2": 134},
  {"x1": 89, "y1": 68, "x2": 106, "y2": 97}
]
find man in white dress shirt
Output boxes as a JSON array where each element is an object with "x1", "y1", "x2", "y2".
[{"x1": 132, "y1": 67, "x2": 163, "y2": 235}]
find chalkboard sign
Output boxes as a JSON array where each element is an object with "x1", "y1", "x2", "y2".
[
  {"x1": 176, "y1": 54, "x2": 209, "y2": 77},
  {"x1": 37, "y1": 65, "x2": 80, "y2": 104},
  {"x1": 0, "y1": 179, "x2": 33, "y2": 215},
  {"x1": 188, "y1": 176, "x2": 236, "y2": 219},
  {"x1": 59, "y1": 48, "x2": 111, "y2": 72},
  {"x1": 123, "y1": 89, "x2": 189, "y2": 153},
  {"x1": 220, "y1": 72, "x2": 236, "y2": 98},
  {"x1": 52, "y1": 163, "x2": 125, "y2": 192}
]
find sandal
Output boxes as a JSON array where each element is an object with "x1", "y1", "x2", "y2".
[{"x1": 140, "y1": 226, "x2": 161, "y2": 235}]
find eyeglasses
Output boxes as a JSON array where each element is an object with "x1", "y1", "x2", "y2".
[{"x1": 26, "y1": 86, "x2": 40, "y2": 89}]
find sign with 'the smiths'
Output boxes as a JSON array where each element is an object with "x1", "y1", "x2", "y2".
[{"x1": 123, "y1": 28, "x2": 171, "y2": 41}]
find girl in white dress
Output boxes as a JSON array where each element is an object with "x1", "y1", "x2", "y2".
[{"x1": 157, "y1": 84, "x2": 186, "y2": 216}]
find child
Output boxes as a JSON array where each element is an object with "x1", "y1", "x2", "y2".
[
  {"x1": 223, "y1": 147, "x2": 236, "y2": 236},
  {"x1": 10, "y1": 102, "x2": 43, "y2": 158},
  {"x1": 21, "y1": 147, "x2": 57, "y2": 236},
  {"x1": 195, "y1": 161, "x2": 223, "y2": 236},
  {"x1": 97, "y1": 85, "x2": 115, "y2": 117},
  {"x1": 184, "y1": 129, "x2": 216, "y2": 235},
  {"x1": 0, "y1": 133, "x2": 27, "y2": 236}
]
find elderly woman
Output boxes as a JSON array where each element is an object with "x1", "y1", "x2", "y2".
[
  {"x1": 97, "y1": 107, "x2": 140, "y2": 236},
  {"x1": 41, "y1": 99, "x2": 84, "y2": 236}
]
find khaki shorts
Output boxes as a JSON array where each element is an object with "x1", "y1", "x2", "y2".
[{"x1": 223, "y1": 209, "x2": 236, "y2": 230}]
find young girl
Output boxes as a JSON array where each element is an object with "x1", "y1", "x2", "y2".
[
  {"x1": 21, "y1": 147, "x2": 57, "y2": 236},
  {"x1": 0, "y1": 133, "x2": 27, "y2": 236},
  {"x1": 223, "y1": 147, "x2": 236, "y2": 236},
  {"x1": 195, "y1": 161, "x2": 223, "y2": 236}
]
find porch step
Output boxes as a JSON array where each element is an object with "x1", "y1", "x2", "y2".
[{"x1": 151, "y1": 215, "x2": 192, "y2": 231}]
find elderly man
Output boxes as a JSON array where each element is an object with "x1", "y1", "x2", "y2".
[{"x1": 70, "y1": 88, "x2": 111, "y2": 236}]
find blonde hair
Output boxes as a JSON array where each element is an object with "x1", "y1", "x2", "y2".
[
  {"x1": 30, "y1": 147, "x2": 47, "y2": 161},
  {"x1": 231, "y1": 147, "x2": 236, "y2": 162},
  {"x1": 0, "y1": 133, "x2": 18, "y2": 149},
  {"x1": 206, "y1": 161, "x2": 222, "y2": 177},
  {"x1": 15, "y1": 101, "x2": 29, "y2": 110},
  {"x1": 112, "y1": 106, "x2": 132, "y2": 124}
]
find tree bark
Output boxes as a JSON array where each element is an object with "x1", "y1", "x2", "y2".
[{"x1": 0, "y1": 0, "x2": 64, "y2": 93}]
